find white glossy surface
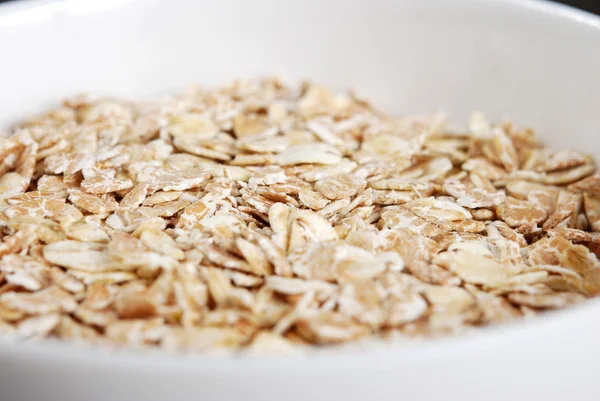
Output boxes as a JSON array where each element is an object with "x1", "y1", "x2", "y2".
[{"x1": 0, "y1": 0, "x2": 599, "y2": 400}]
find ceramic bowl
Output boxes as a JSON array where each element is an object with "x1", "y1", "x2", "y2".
[{"x1": 1, "y1": 1, "x2": 599, "y2": 400}]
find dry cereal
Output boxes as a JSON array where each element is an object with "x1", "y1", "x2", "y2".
[{"x1": 0, "y1": 77, "x2": 599, "y2": 352}]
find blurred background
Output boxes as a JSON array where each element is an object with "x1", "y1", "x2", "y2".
[
  {"x1": 0, "y1": 0, "x2": 598, "y2": 14},
  {"x1": 556, "y1": 0, "x2": 600, "y2": 13}
]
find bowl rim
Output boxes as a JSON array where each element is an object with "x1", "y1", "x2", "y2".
[
  {"x1": 1, "y1": 0, "x2": 600, "y2": 371},
  {"x1": 1, "y1": 0, "x2": 600, "y2": 29}
]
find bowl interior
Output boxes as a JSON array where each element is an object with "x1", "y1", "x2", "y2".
[{"x1": 0, "y1": 0, "x2": 599, "y2": 158}]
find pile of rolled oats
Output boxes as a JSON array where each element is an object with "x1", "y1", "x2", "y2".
[{"x1": 1, "y1": 77, "x2": 599, "y2": 353}]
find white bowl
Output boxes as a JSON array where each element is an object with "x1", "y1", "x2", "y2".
[{"x1": 1, "y1": 0, "x2": 600, "y2": 400}]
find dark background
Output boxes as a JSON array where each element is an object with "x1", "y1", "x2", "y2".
[
  {"x1": 560, "y1": 0, "x2": 600, "y2": 14},
  {"x1": 0, "y1": 0, "x2": 599, "y2": 14}
]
